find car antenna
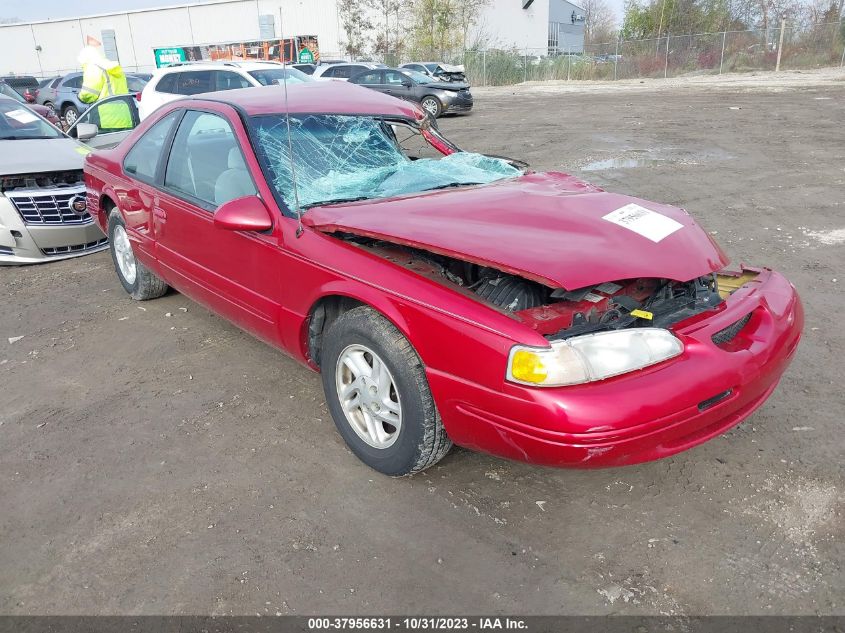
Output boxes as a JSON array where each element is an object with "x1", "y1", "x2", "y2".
[{"x1": 279, "y1": 10, "x2": 304, "y2": 238}]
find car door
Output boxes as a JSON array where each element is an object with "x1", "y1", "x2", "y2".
[
  {"x1": 153, "y1": 106, "x2": 283, "y2": 343},
  {"x1": 59, "y1": 74, "x2": 84, "y2": 110},
  {"x1": 383, "y1": 70, "x2": 414, "y2": 100},
  {"x1": 69, "y1": 94, "x2": 140, "y2": 148}
]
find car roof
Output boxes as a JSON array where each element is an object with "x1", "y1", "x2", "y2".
[
  {"x1": 156, "y1": 61, "x2": 287, "y2": 73},
  {"x1": 188, "y1": 81, "x2": 424, "y2": 120}
]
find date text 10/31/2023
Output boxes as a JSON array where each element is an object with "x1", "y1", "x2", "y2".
[{"x1": 307, "y1": 617, "x2": 528, "y2": 630}]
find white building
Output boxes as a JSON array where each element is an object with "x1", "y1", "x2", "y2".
[
  {"x1": 0, "y1": 0, "x2": 345, "y2": 76},
  {"x1": 475, "y1": 0, "x2": 586, "y2": 54},
  {"x1": 0, "y1": 0, "x2": 585, "y2": 77}
]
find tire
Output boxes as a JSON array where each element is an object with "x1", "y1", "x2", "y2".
[
  {"x1": 321, "y1": 306, "x2": 452, "y2": 476},
  {"x1": 62, "y1": 104, "x2": 79, "y2": 125},
  {"x1": 107, "y1": 209, "x2": 168, "y2": 301},
  {"x1": 44, "y1": 101, "x2": 56, "y2": 116},
  {"x1": 420, "y1": 95, "x2": 443, "y2": 118}
]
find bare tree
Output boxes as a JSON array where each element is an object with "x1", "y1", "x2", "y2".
[{"x1": 582, "y1": 0, "x2": 618, "y2": 43}]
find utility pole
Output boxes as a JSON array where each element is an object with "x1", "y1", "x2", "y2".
[{"x1": 775, "y1": 16, "x2": 786, "y2": 71}]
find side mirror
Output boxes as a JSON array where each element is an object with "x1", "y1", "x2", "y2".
[
  {"x1": 214, "y1": 196, "x2": 273, "y2": 232},
  {"x1": 402, "y1": 79, "x2": 413, "y2": 87},
  {"x1": 76, "y1": 122, "x2": 99, "y2": 141}
]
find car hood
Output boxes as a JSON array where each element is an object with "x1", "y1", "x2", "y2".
[
  {"x1": 303, "y1": 172, "x2": 728, "y2": 290},
  {"x1": 0, "y1": 137, "x2": 85, "y2": 175}
]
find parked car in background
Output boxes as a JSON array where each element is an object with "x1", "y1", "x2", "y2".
[
  {"x1": 44, "y1": 72, "x2": 149, "y2": 125},
  {"x1": 349, "y1": 67, "x2": 472, "y2": 117},
  {"x1": 312, "y1": 62, "x2": 382, "y2": 81},
  {"x1": 138, "y1": 61, "x2": 312, "y2": 120},
  {"x1": 399, "y1": 62, "x2": 467, "y2": 83},
  {"x1": 38, "y1": 76, "x2": 61, "y2": 90},
  {"x1": 36, "y1": 76, "x2": 63, "y2": 113},
  {"x1": 0, "y1": 85, "x2": 61, "y2": 126},
  {"x1": 0, "y1": 99, "x2": 107, "y2": 264},
  {"x1": 66, "y1": 94, "x2": 141, "y2": 149},
  {"x1": 82, "y1": 81, "x2": 802, "y2": 475},
  {"x1": 292, "y1": 63, "x2": 317, "y2": 75},
  {"x1": 0, "y1": 75, "x2": 40, "y2": 103}
]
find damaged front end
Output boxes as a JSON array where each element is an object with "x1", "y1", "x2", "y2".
[{"x1": 337, "y1": 233, "x2": 753, "y2": 338}]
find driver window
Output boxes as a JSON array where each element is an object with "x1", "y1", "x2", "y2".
[
  {"x1": 384, "y1": 71, "x2": 406, "y2": 85},
  {"x1": 76, "y1": 96, "x2": 137, "y2": 134},
  {"x1": 164, "y1": 111, "x2": 257, "y2": 208}
]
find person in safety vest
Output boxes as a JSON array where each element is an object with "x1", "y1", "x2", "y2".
[{"x1": 77, "y1": 36, "x2": 133, "y2": 130}]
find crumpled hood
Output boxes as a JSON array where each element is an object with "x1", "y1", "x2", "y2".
[
  {"x1": 0, "y1": 138, "x2": 85, "y2": 176},
  {"x1": 304, "y1": 172, "x2": 729, "y2": 290}
]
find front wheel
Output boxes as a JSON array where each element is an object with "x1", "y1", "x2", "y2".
[
  {"x1": 420, "y1": 96, "x2": 442, "y2": 118},
  {"x1": 321, "y1": 307, "x2": 452, "y2": 476},
  {"x1": 62, "y1": 104, "x2": 79, "y2": 125},
  {"x1": 108, "y1": 209, "x2": 168, "y2": 301}
]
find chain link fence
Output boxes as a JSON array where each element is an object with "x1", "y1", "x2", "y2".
[{"x1": 451, "y1": 22, "x2": 844, "y2": 86}]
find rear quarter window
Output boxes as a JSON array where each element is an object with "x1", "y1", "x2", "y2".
[
  {"x1": 154, "y1": 73, "x2": 179, "y2": 94},
  {"x1": 62, "y1": 75, "x2": 83, "y2": 89},
  {"x1": 123, "y1": 111, "x2": 181, "y2": 181}
]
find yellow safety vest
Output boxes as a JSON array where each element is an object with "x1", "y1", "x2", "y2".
[{"x1": 80, "y1": 59, "x2": 132, "y2": 130}]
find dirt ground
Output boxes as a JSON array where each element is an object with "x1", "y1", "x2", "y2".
[{"x1": 1, "y1": 72, "x2": 843, "y2": 617}]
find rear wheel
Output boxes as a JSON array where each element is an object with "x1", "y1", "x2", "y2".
[
  {"x1": 62, "y1": 104, "x2": 79, "y2": 125},
  {"x1": 321, "y1": 307, "x2": 451, "y2": 476},
  {"x1": 108, "y1": 209, "x2": 168, "y2": 301},
  {"x1": 421, "y1": 95, "x2": 442, "y2": 118},
  {"x1": 44, "y1": 101, "x2": 56, "y2": 116}
]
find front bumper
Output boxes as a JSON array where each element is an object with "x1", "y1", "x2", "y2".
[
  {"x1": 0, "y1": 194, "x2": 108, "y2": 265},
  {"x1": 427, "y1": 267, "x2": 803, "y2": 468},
  {"x1": 442, "y1": 92, "x2": 474, "y2": 113}
]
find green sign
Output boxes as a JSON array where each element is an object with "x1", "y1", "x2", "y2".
[
  {"x1": 154, "y1": 47, "x2": 187, "y2": 68},
  {"x1": 298, "y1": 48, "x2": 314, "y2": 63}
]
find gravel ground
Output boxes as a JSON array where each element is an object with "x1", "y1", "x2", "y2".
[{"x1": 1, "y1": 74, "x2": 843, "y2": 616}]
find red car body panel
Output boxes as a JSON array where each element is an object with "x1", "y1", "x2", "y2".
[
  {"x1": 83, "y1": 84, "x2": 803, "y2": 469},
  {"x1": 304, "y1": 172, "x2": 729, "y2": 289}
]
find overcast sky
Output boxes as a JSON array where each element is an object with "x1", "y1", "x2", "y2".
[{"x1": 1, "y1": 0, "x2": 626, "y2": 26}]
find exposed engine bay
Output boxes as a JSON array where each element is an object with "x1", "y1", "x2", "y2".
[{"x1": 344, "y1": 235, "x2": 734, "y2": 338}]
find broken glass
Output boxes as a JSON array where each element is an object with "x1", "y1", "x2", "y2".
[{"x1": 251, "y1": 114, "x2": 520, "y2": 210}]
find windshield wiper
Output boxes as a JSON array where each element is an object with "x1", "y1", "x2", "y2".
[
  {"x1": 420, "y1": 181, "x2": 484, "y2": 191},
  {"x1": 303, "y1": 196, "x2": 372, "y2": 209}
]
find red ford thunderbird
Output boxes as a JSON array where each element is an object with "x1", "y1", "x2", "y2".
[{"x1": 83, "y1": 82, "x2": 803, "y2": 475}]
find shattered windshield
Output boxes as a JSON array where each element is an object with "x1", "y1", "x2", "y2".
[{"x1": 251, "y1": 114, "x2": 519, "y2": 210}]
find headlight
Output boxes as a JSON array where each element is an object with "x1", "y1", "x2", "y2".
[{"x1": 507, "y1": 328, "x2": 683, "y2": 387}]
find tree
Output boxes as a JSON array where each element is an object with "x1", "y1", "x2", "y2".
[
  {"x1": 338, "y1": 0, "x2": 374, "y2": 59},
  {"x1": 582, "y1": 0, "x2": 618, "y2": 43},
  {"x1": 408, "y1": 0, "x2": 489, "y2": 59},
  {"x1": 369, "y1": 0, "x2": 411, "y2": 63}
]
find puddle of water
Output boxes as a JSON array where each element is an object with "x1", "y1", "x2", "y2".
[{"x1": 582, "y1": 157, "x2": 664, "y2": 170}]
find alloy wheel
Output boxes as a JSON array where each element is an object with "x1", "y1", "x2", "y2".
[
  {"x1": 335, "y1": 344, "x2": 402, "y2": 449},
  {"x1": 112, "y1": 224, "x2": 137, "y2": 285}
]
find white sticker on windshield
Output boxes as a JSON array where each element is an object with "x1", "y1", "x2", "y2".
[
  {"x1": 603, "y1": 203, "x2": 683, "y2": 243},
  {"x1": 6, "y1": 108, "x2": 39, "y2": 124}
]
